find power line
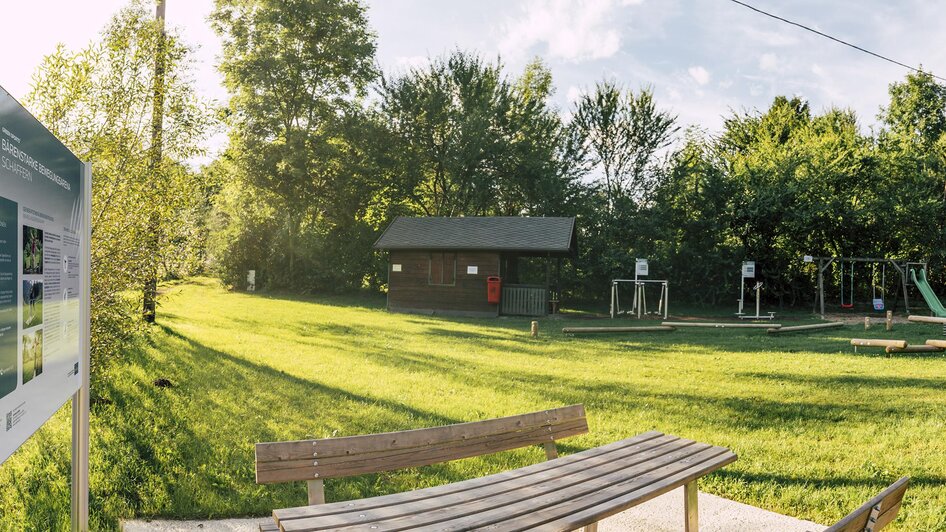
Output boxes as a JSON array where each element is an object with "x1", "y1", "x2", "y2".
[{"x1": 727, "y1": 0, "x2": 946, "y2": 83}]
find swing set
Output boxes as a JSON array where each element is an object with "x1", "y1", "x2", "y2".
[
  {"x1": 807, "y1": 256, "x2": 926, "y2": 317},
  {"x1": 838, "y1": 260, "x2": 887, "y2": 311}
]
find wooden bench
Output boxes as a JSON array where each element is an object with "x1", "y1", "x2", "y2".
[
  {"x1": 256, "y1": 405, "x2": 590, "y2": 531},
  {"x1": 824, "y1": 477, "x2": 909, "y2": 532}
]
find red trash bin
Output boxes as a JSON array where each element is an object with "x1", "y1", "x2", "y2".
[{"x1": 487, "y1": 276, "x2": 502, "y2": 304}]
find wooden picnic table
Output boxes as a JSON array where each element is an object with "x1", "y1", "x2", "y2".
[{"x1": 266, "y1": 430, "x2": 737, "y2": 532}]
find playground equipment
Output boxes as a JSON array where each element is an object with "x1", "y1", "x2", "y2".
[
  {"x1": 662, "y1": 321, "x2": 780, "y2": 329},
  {"x1": 766, "y1": 322, "x2": 844, "y2": 334},
  {"x1": 609, "y1": 258, "x2": 669, "y2": 319},
  {"x1": 736, "y1": 261, "x2": 775, "y2": 320},
  {"x1": 840, "y1": 259, "x2": 887, "y2": 311},
  {"x1": 806, "y1": 256, "x2": 924, "y2": 318},
  {"x1": 850, "y1": 338, "x2": 907, "y2": 350},
  {"x1": 839, "y1": 260, "x2": 854, "y2": 309},
  {"x1": 873, "y1": 262, "x2": 886, "y2": 311},
  {"x1": 910, "y1": 268, "x2": 946, "y2": 317},
  {"x1": 562, "y1": 325, "x2": 675, "y2": 334}
]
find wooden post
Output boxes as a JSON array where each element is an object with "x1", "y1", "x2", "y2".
[
  {"x1": 542, "y1": 442, "x2": 558, "y2": 460},
  {"x1": 307, "y1": 479, "x2": 325, "y2": 505},
  {"x1": 684, "y1": 480, "x2": 698, "y2": 532},
  {"x1": 531, "y1": 321, "x2": 539, "y2": 338},
  {"x1": 864, "y1": 316, "x2": 871, "y2": 330},
  {"x1": 886, "y1": 310, "x2": 893, "y2": 331}
]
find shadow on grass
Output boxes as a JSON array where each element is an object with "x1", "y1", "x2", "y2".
[{"x1": 89, "y1": 322, "x2": 569, "y2": 526}]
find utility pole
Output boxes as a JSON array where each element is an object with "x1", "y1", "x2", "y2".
[{"x1": 143, "y1": 0, "x2": 166, "y2": 323}]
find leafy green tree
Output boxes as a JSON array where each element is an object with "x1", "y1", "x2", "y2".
[
  {"x1": 573, "y1": 82, "x2": 678, "y2": 209},
  {"x1": 375, "y1": 53, "x2": 585, "y2": 220},
  {"x1": 27, "y1": 1, "x2": 213, "y2": 371},
  {"x1": 877, "y1": 71, "x2": 946, "y2": 280},
  {"x1": 211, "y1": 0, "x2": 377, "y2": 284}
]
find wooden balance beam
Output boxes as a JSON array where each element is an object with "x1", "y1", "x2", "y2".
[
  {"x1": 850, "y1": 338, "x2": 908, "y2": 349},
  {"x1": 661, "y1": 321, "x2": 780, "y2": 329},
  {"x1": 562, "y1": 326, "x2": 676, "y2": 334},
  {"x1": 907, "y1": 315, "x2": 946, "y2": 324},
  {"x1": 886, "y1": 344, "x2": 944, "y2": 354},
  {"x1": 767, "y1": 322, "x2": 845, "y2": 334}
]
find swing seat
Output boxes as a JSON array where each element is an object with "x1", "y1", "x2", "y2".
[{"x1": 840, "y1": 303, "x2": 854, "y2": 309}]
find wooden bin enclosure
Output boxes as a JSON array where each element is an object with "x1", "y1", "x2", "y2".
[{"x1": 374, "y1": 217, "x2": 577, "y2": 318}]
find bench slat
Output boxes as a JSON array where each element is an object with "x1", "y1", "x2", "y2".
[
  {"x1": 258, "y1": 405, "x2": 586, "y2": 461},
  {"x1": 324, "y1": 447, "x2": 727, "y2": 532},
  {"x1": 272, "y1": 431, "x2": 665, "y2": 522},
  {"x1": 257, "y1": 405, "x2": 587, "y2": 484},
  {"x1": 258, "y1": 418, "x2": 588, "y2": 483},
  {"x1": 276, "y1": 435, "x2": 691, "y2": 530},
  {"x1": 275, "y1": 436, "x2": 736, "y2": 532},
  {"x1": 824, "y1": 477, "x2": 909, "y2": 532},
  {"x1": 504, "y1": 450, "x2": 737, "y2": 531}
]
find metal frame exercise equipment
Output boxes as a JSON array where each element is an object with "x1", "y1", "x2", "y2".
[
  {"x1": 610, "y1": 258, "x2": 669, "y2": 319},
  {"x1": 736, "y1": 261, "x2": 775, "y2": 320}
]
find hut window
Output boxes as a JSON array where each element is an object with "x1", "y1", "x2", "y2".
[{"x1": 428, "y1": 252, "x2": 456, "y2": 285}]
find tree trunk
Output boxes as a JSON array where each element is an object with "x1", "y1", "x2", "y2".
[{"x1": 143, "y1": 0, "x2": 166, "y2": 324}]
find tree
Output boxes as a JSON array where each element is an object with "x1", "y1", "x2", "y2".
[
  {"x1": 877, "y1": 71, "x2": 946, "y2": 274},
  {"x1": 211, "y1": 0, "x2": 377, "y2": 284},
  {"x1": 375, "y1": 52, "x2": 584, "y2": 219},
  {"x1": 26, "y1": 0, "x2": 213, "y2": 370},
  {"x1": 573, "y1": 82, "x2": 678, "y2": 209}
]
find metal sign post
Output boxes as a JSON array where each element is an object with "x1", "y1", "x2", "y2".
[{"x1": 71, "y1": 162, "x2": 91, "y2": 531}]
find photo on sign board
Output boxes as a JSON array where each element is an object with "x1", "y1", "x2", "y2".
[
  {"x1": 22, "y1": 280, "x2": 43, "y2": 328},
  {"x1": 21, "y1": 329, "x2": 43, "y2": 385},
  {"x1": 23, "y1": 226, "x2": 43, "y2": 275}
]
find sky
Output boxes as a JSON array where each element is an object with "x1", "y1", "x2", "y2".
[{"x1": 1, "y1": 0, "x2": 944, "y2": 159}]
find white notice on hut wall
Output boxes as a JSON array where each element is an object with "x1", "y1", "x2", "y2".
[{"x1": 467, "y1": 266, "x2": 478, "y2": 275}]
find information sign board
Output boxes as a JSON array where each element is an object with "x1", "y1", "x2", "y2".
[
  {"x1": 0, "y1": 86, "x2": 86, "y2": 465},
  {"x1": 742, "y1": 261, "x2": 756, "y2": 278}
]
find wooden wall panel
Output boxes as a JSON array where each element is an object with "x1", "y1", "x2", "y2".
[{"x1": 387, "y1": 251, "x2": 501, "y2": 316}]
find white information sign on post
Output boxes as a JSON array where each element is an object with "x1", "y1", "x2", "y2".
[
  {"x1": 742, "y1": 261, "x2": 756, "y2": 278},
  {"x1": 635, "y1": 258, "x2": 649, "y2": 277},
  {"x1": 0, "y1": 86, "x2": 90, "y2": 529}
]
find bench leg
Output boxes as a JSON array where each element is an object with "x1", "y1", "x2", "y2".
[
  {"x1": 583, "y1": 523, "x2": 598, "y2": 532},
  {"x1": 684, "y1": 480, "x2": 698, "y2": 532}
]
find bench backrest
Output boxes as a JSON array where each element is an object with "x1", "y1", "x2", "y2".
[
  {"x1": 255, "y1": 404, "x2": 587, "y2": 488},
  {"x1": 824, "y1": 477, "x2": 909, "y2": 532}
]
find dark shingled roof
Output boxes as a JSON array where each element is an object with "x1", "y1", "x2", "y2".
[{"x1": 374, "y1": 216, "x2": 577, "y2": 255}]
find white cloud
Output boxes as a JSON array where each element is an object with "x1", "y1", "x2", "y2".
[
  {"x1": 759, "y1": 53, "x2": 778, "y2": 72},
  {"x1": 498, "y1": 0, "x2": 635, "y2": 63},
  {"x1": 688, "y1": 66, "x2": 710, "y2": 85},
  {"x1": 740, "y1": 26, "x2": 801, "y2": 47},
  {"x1": 566, "y1": 86, "x2": 584, "y2": 103},
  {"x1": 394, "y1": 55, "x2": 429, "y2": 71}
]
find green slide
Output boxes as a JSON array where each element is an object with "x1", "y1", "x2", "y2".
[{"x1": 910, "y1": 268, "x2": 946, "y2": 317}]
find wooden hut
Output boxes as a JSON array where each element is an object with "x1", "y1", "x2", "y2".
[{"x1": 374, "y1": 216, "x2": 577, "y2": 317}]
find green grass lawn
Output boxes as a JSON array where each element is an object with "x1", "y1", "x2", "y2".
[{"x1": 2, "y1": 278, "x2": 945, "y2": 530}]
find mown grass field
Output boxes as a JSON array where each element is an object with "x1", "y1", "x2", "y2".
[{"x1": 2, "y1": 278, "x2": 945, "y2": 530}]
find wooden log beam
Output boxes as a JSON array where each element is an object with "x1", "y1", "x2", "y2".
[
  {"x1": 562, "y1": 326, "x2": 675, "y2": 334},
  {"x1": 908, "y1": 315, "x2": 946, "y2": 324},
  {"x1": 661, "y1": 321, "x2": 780, "y2": 329},
  {"x1": 924, "y1": 339, "x2": 946, "y2": 349},
  {"x1": 886, "y1": 344, "x2": 943, "y2": 354},
  {"x1": 766, "y1": 322, "x2": 845, "y2": 334},
  {"x1": 850, "y1": 338, "x2": 908, "y2": 349}
]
